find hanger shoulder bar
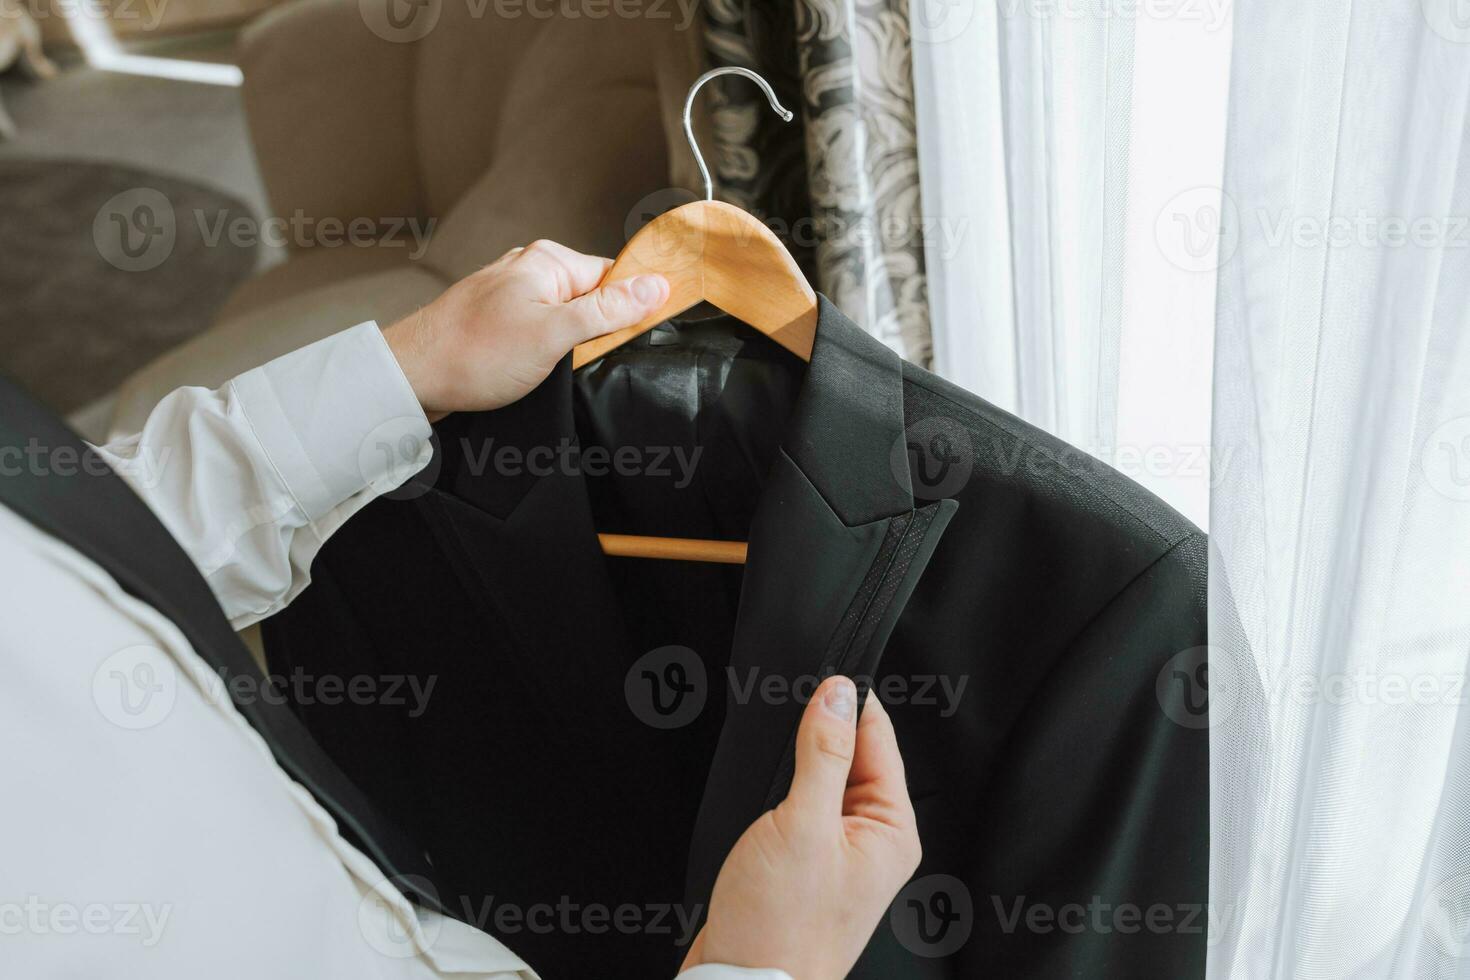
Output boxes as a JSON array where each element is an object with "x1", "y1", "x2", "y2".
[{"x1": 571, "y1": 201, "x2": 816, "y2": 370}]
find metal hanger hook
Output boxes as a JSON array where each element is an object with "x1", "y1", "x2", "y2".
[{"x1": 683, "y1": 67, "x2": 794, "y2": 203}]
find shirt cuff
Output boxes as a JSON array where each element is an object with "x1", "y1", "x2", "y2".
[
  {"x1": 677, "y1": 967, "x2": 793, "y2": 980},
  {"x1": 229, "y1": 322, "x2": 432, "y2": 522}
]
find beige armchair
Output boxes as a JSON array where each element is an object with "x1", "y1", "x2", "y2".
[{"x1": 100, "y1": 0, "x2": 706, "y2": 436}]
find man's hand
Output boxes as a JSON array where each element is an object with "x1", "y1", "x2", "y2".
[
  {"x1": 383, "y1": 240, "x2": 668, "y2": 419},
  {"x1": 682, "y1": 676, "x2": 923, "y2": 980}
]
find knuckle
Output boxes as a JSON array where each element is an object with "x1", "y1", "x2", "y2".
[
  {"x1": 767, "y1": 805, "x2": 800, "y2": 852},
  {"x1": 594, "y1": 286, "x2": 625, "y2": 324},
  {"x1": 813, "y1": 729, "x2": 854, "y2": 764}
]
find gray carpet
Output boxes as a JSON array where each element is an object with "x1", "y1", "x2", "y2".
[
  {"x1": 0, "y1": 32, "x2": 271, "y2": 234},
  {"x1": 0, "y1": 158, "x2": 257, "y2": 412}
]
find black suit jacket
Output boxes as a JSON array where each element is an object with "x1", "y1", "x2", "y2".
[{"x1": 265, "y1": 298, "x2": 1208, "y2": 978}]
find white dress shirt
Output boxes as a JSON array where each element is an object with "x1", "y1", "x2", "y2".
[{"x1": 0, "y1": 323, "x2": 789, "y2": 980}]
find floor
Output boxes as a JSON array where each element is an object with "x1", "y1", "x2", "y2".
[
  {"x1": 0, "y1": 30, "x2": 283, "y2": 274},
  {"x1": 2, "y1": 29, "x2": 286, "y2": 433}
]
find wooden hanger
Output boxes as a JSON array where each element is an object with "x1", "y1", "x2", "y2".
[{"x1": 572, "y1": 67, "x2": 817, "y2": 565}]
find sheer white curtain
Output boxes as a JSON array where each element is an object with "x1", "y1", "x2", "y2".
[
  {"x1": 909, "y1": 0, "x2": 1230, "y2": 529},
  {"x1": 914, "y1": 0, "x2": 1470, "y2": 974},
  {"x1": 1209, "y1": 0, "x2": 1470, "y2": 976}
]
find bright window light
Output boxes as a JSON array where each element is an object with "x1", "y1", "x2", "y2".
[{"x1": 62, "y1": 7, "x2": 243, "y2": 87}]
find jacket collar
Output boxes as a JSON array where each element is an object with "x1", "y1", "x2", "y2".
[
  {"x1": 424, "y1": 295, "x2": 957, "y2": 913},
  {"x1": 432, "y1": 295, "x2": 919, "y2": 527}
]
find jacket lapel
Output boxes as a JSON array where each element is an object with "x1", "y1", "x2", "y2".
[{"x1": 682, "y1": 300, "x2": 958, "y2": 910}]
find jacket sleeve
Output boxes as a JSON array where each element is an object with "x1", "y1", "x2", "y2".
[
  {"x1": 93, "y1": 322, "x2": 432, "y2": 629},
  {"x1": 966, "y1": 530, "x2": 1211, "y2": 978}
]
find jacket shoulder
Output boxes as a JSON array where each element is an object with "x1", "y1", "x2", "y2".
[{"x1": 899, "y1": 361, "x2": 1203, "y2": 556}]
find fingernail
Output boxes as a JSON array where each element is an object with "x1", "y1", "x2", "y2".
[
  {"x1": 631, "y1": 275, "x2": 664, "y2": 305},
  {"x1": 824, "y1": 678, "x2": 857, "y2": 722}
]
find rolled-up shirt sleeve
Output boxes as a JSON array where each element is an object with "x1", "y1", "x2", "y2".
[{"x1": 93, "y1": 322, "x2": 431, "y2": 629}]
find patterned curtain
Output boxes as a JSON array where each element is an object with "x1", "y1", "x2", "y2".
[{"x1": 703, "y1": 0, "x2": 931, "y2": 366}]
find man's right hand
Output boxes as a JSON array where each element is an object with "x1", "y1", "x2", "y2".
[
  {"x1": 382, "y1": 240, "x2": 667, "y2": 420},
  {"x1": 680, "y1": 676, "x2": 923, "y2": 979}
]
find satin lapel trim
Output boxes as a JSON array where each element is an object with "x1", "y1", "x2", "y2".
[
  {"x1": 759, "y1": 497, "x2": 959, "y2": 809},
  {"x1": 682, "y1": 453, "x2": 958, "y2": 908},
  {"x1": 682, "y1": 300, "x2": 959, "y2": 909}
]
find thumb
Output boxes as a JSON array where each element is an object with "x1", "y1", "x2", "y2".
[
  {"x1": 564, "y1": 274, "x2": 668, "y2": 341},
  {"x1": 782, "y1": 675, "x2": 860, "y2": 829}
]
